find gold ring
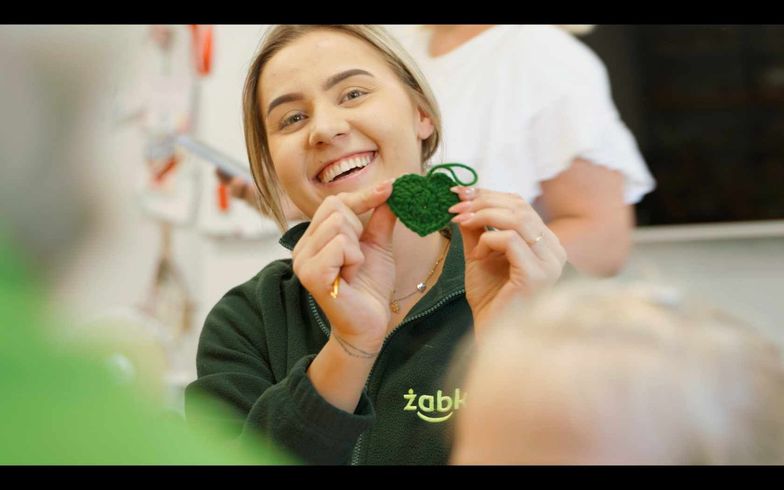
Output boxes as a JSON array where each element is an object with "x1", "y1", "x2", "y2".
[
  {"x1": 330, "y1": 276, "x2": 340, "y2": 299},
  {"x1": 527, "y1": 232, "x2": 544, "y2": 246}
]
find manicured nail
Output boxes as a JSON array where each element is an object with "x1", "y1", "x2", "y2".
[
  {"x1": 451, "y1": 212, "x2": 474, "y2": 223},
  {"x1": 448, "y1": 201, "x2": 471, "y2": 214},
  {"x1": 461, "y1": 187, "x2": 476, "y2": 199}
]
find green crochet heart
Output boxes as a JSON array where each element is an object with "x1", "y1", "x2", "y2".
[{"x1": 387, "y1": 163, "x2": 478, "y2": 237}]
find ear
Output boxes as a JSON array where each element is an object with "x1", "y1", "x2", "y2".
[{"x1": 414, "y1": 106, "x2": 435, "y2": 141}]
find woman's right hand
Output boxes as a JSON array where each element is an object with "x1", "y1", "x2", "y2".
[{"x1": 292, "y1": 179, "x2": 397, "y2": 352}]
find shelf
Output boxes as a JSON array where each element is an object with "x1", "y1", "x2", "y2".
[{"x1": 634, "y1": 220, "x2": 784, "y2": 243}]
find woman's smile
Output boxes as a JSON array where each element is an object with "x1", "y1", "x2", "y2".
[{"x1": 315, "y1": 150, "x2": 378, "y2": 188}]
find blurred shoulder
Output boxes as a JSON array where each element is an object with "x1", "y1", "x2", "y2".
[
  {"x1": 511, "y1": 25, "x2": 608, "y2": 85},
  {"x1": 489, "y1": 25, "x2": 610, "y2": 105}
]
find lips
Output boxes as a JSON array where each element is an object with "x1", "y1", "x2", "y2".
[{"x1": 316, "y1": 151, "x2": 376, "y2": 184}]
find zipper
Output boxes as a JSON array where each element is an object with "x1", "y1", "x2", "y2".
[
  {"x1": 348, "y1": 288, "x2": 466, "y2": 465},
  {"x1": 306, "y1": 294, "x2": 331, "y2": 338}
]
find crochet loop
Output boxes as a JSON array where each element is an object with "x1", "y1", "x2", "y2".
[{"x1": 426, "y1": 163, "x2": 478, "y2": 187}]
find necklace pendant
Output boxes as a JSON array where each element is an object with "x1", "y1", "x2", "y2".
[
  {"x1": 390, "y1": 300, "x2": 400, "y2": 313},
  {"x1": 417, "y1": 282, "x2": 426, "y2": 293}
]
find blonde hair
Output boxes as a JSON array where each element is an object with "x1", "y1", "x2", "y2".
[
  {"x1": 242, "y1": 25, "x2": 442, "y2": 232},
  {"x1": 454, "y1": 281, "x2": 784, "y2": 464}
]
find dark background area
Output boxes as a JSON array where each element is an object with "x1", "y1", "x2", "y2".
[{"x1": 581, "y1": 25, "x2": 784, "y2": 226}]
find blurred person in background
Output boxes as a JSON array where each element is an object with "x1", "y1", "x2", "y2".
[
  {"x1": 450, "y1": 281, "x2": 784, "y2": 464},
  {"x1": 0, "y1": 26, "x2": 288, "y2": 464},
  {"x1": 220, "y1": 24, "x2": 655, "y2": 277},
  {"x1": 393, "y1": 25, "x2": 655, "y2": 277}
]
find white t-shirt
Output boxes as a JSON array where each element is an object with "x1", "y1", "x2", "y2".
[{"x1": 390, "y1": 25, "x2": 656, "y2": 205}]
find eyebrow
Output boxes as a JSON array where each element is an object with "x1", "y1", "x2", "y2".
[{"x1": 266, "y1": 69, "x2": 374, "y2": 118}]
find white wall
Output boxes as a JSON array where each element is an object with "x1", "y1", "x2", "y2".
[
  {"x1": 192, "y1": 24, "x2": 289, "y2": 306},
  {"x1": 622, "y1": 229, "x2": 784, "y2": 346}
]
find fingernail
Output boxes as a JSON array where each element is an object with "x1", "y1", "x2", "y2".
[
  {"x1": 461, "y1": 187, "x2": 476, "y2": 199},
  {"x1": 451, "y1": 212, "x2": 474, "y2": 223},
  {"x1": 450, "y1": 186, "x2": 462, "y2": 193},
  {"x1": 375, "y1": 180, "x2": 391, "y2": 193},
  {"x1": 448, "y1": 201, "x2": 471, "y2": 214}
]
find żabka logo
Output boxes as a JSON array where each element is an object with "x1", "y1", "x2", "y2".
[{"x1": 402, "y1": 388, "x2": 466, "y2": 423}]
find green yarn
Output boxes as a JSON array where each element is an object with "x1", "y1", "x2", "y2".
[{"x1": 387, "y1": 163, "x2": 479, "y2": 237}]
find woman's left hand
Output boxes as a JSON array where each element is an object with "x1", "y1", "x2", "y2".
[{"x1": 449, "y1": 187, "x2": 567, "y2": 338}]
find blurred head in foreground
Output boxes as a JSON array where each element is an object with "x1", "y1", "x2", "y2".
[
  {"x1": 450, "y1": 281, "x2": 784, "y2": 464},
  {"x1": 0, "y1": 26, "x2": 289, "y2": 464}
]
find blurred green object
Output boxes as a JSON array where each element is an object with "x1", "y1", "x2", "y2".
[{"x1": 0, "y1": 231, "x2": 293, "y2": 465}]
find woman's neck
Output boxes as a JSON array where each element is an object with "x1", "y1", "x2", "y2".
[
  {"x1": 391, "y1": 222, "x2": 449, "y2": 302},
  {"x1": 426, "y1": 25, "x2": 496, "y2": 57}
]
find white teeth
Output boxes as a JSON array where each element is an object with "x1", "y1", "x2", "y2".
[{"x1": 320, "y1": 153, "x2": 373, "y2": 183}]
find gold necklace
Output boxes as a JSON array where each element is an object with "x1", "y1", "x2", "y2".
[{"x1": 390, "y1": 235, "x2": 451, "y2": 313}]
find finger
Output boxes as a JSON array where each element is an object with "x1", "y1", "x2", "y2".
[
  {"x1": 552, "y1": 233, "x2": 568, "y2": 266},
  {"x1": 450, "y1": 207, "x2": 528, "y2": 235},
  {"x1": 448, "y1": 189, "x2": 540, "y2": 227},
  {"x1": 301, "y1": 195, "x2": 363, "y2": 243},
  {"x1": 517, "y1": 225, "x2": 567, "y2": 268},
  {"x1": 451, "y1": 187, "x2": 533, "y2": 257},
  {"x1": 451, "y1": 186, "x2": 531, "y2": 209},
  {"x1": 453, "y1": 207, "x2": 511, "y2": 260},
  {"x1": 361, "y1": 203, "x2": 398, "y2": 250},
  {"x1": 294, "y1": 211, "x2": 361, "y2": 263},
  {"x1": 331, "y1": 234, "x2": 365, "y2": 284},
  {"x1": 450, "y1": 186, "x2": 479, "y2": 203},
  {"x1": 297, "y1": 233, "x2": 364, "y2": 295},
  {"x1": 472, "y1": 229, "x2": 538, "y2": 267},
  {"x1": 449, "y1": 187, "x2": 561, "y2": 261},
  {"x1": 538, "y1": 244, "x2": 566, "y2": 283},
  {"x1": 452, "y1": 208, "x2": 550, "y2": 257},
  {"x1": 456, "y1": 219, "x2": 482, "y2": 262},
  {"x1": 526, "y1": 236, "x2": 563, "y2": 276},
  {"x1": 450, "y1": 195, "x2": 536, "y2": 226},
  {"x1": 473, "y1": 231, "x2": 557, "y2": 295},
  {"x1": 338, "y1": 179, "x2": 395, "y2": 216},
  {"x1": 510, "y1": 233, "x2": 565, "y2": 289},
  {"x1": 536, "y1": 228, "x2": 568, "y2": 266}
]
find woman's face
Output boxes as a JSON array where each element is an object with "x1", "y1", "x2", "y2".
[{"x1": 260, "y1": 29, "x2": 434, "y2": 219}]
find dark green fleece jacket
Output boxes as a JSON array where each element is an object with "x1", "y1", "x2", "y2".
[{"x1": 185, "y1": 222, "x2": 473, "y2": 465}]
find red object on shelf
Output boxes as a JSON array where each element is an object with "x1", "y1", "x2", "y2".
[
  {"x1": 190, "y1": 25, "x2": 213, "y2": 76},
  {"x1": 152, "y1": 155, "x2": 179, "y2": 185},
  {"x1": 217, "y1": 182, "x2": 230, "y2": 213}
]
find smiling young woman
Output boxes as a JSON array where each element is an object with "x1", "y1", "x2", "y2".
[{"x1": 185, "y1": 25, "x2": 567, "y2": 465}]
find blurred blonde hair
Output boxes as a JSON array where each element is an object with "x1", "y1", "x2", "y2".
[
  {"x1": 242, "y1": 25, "x2": 442, "y2": 232},
  {"x1": 453, "y1": 280, "x2": 784, "y2": 464}
]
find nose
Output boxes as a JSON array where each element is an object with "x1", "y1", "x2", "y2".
[{"x1": 307, "y1": 106, "x2": 350, "y2": 147}]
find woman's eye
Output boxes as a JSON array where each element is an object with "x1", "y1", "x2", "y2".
[
  {"x1": 341, "y1": 89, "x2": 367, "y2": 103},
  {"x1": 280, "y1": 112, "x2": 306, "y2": 129}
]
